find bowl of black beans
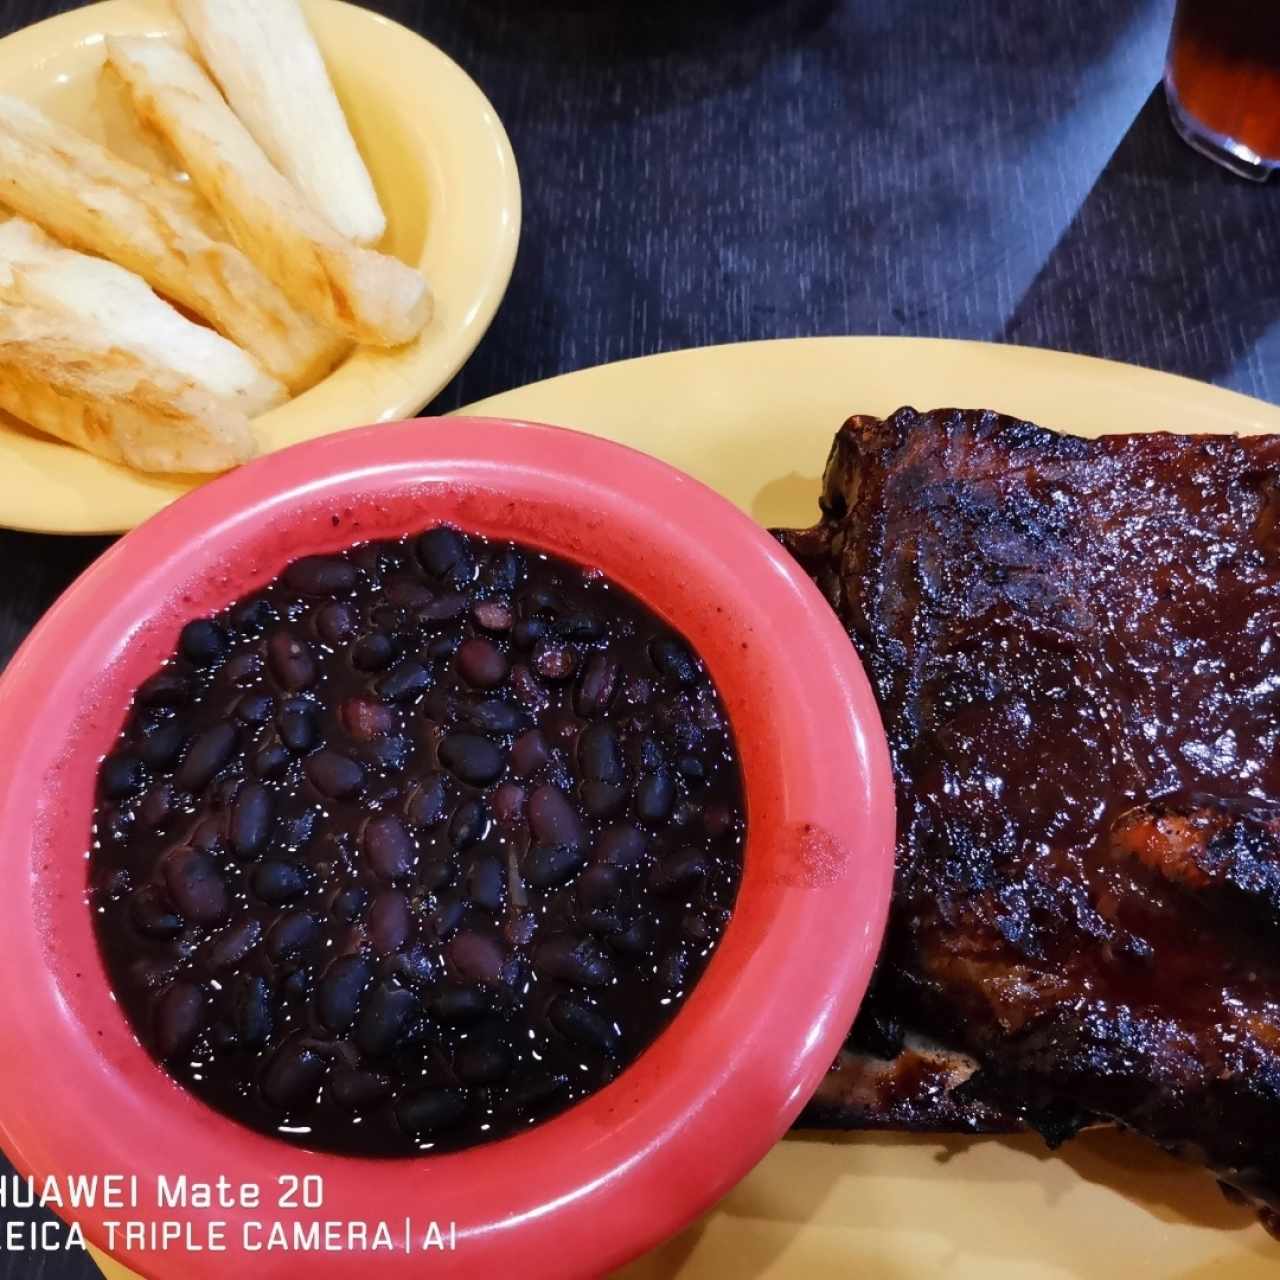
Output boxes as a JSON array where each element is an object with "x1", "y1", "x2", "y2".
[{"x1": 0, "y1": 417, "x2": 895, "y2": 1280}]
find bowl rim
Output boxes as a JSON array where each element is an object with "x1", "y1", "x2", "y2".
[{"x1": 0, "y1": 417, "x2": 894, "y2": 1279}]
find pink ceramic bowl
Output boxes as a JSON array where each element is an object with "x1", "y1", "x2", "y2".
[{"x1": 0, "y1": 418, "x2": 894, "y2": 1279}]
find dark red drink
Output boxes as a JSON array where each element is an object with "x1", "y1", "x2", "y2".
[{"x1": 1165, "y1": 0, "x2": 1280, "y2": 179}]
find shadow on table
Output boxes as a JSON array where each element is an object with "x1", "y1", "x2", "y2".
[{"x1": 1000, "y1": 85, "x2": 1280, "y2": 388}]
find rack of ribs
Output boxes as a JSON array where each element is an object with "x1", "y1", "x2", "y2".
[{"x1": 776, "y1": 407, "x2": 1280, "y2": 1210}]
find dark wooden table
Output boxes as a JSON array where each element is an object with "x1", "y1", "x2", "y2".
[{"x1": 0, "y1": 0, "x2": 1275, "y2": 1275}]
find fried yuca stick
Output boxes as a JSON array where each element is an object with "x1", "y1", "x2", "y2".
[
  {"x1": 0, "y1": 95, "x2": 347, "y2": 392},
  {"x1": 106, "y1": 37, "x2": 431, "y2": 348},
  {"x1": 177, "y1": 0, "x2": 386, "y2": 246},
  {"x1": 0, "y1": 217, "x2": 262, "y2": 473},
  {"x1": 0, "y1": 217, "x2": 284, "y2": 417}
]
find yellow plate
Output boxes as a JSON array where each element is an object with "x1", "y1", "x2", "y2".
[
  {"x1": 0, "y1": 0, "x2": 521, "y2": 536},
  {"x1": 89, "y1": 337, "x2": 1280, "y2": 1278}
]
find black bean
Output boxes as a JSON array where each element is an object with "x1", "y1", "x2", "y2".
[
  {"x1": 650, "y1": 848, "x2": 710, "y2": 895},
  {"x1": 534, "y1": 935, "x2": 614, "y2": 987},
  {"x1": 457, "y1": 698, "x2": 528, "y2": 735},
  {"x1": 405, "y1": 773, "x2": 449, "y2": 827},
  {"x1": 429, "y1": 984, "x2": 490, "y2": 1024},
  {"x1": 223, "y1": 653, "x2": 262, "y2": 687},
  {"x1": 491, "y1": 782, "x2": 527, "y2": 829},
  {"x1": 230, "y1": 597, "x2": 274, "y2": 634},
  {"x1": 467, "y1": 854, "x2": 506, "y2": 911},
  {"x1": 609, "y1": 917, "x2": 652, "y2": 954},
  {"x1": 230, "y1": 782, "x2": 273, "y2": 859},
  {"x1": 351, "y1": 632, "x2": 394, "y2": 672},
  {"x1": 528, "y1": 784, "x2": 586, "y2": 849},
  {"x1": 635, "y1": 770, "x2": 675, "y2": 822},
  {"x1": 261, "y1": 1039, "x2": 326, "y2": 1109},
  {"x1": 101, "y1": 753, "x2": 145, "y2": 801},
  {"x1": 484, "y1": 547, "x2": 523, "y2": 592},
  {"x1": 252, "y1": 860, "x2": 308, "y2": 904},
  {"x1": 683, "y1": 912, "x2": 714, "y2": 943},
  {"x1": 445, "y1": 930, "x2": 507, "y2": 985},
  {"x1": 284, "y1": 556, "x2": 358, "y2": 596},
  {"x1": 449, "y1": 798, "x2": 488, "y2": 849},
  {"x1": 427, "y1": 893, "x2": 467, "y2": 941},
  {"x1": 317, "y1": 955, "x2": 373, "y2": 1031},
  {"x1": 455, "y1": 1037, "x2": 512, "y2": 1085},
  {"x1": 162, "y1": 847, "x2": 229, "y2": 924},
  {"x1": 457, "y1": 638, "x2": 509, "y2": 689},
  {"x1": 178, "y1": 619, "x2": 228, "y2": 666},
  {"x1": 137, "y1": 720, "x2": 187, "y2": 768},
  {"x1": 510, "y1": 729, "x2": 550, "y2": 777},
  {"x1": 280, "y1": 807, "x2": 317, "y2": 850},
  {"x1": 282, "y1": 967, "x2": 311, "y2": 999},
  {"x1": 582, "y1": 909, "x2": 624, "y2": 935},
  {"x1": 578, "y1": 864, "x2": 624, "y2": 908},
  {"x1": 360, "y1": 735, "x2": 411, "y2": 771},
  {"x1": 511, "y1": 618, "x2": 547, "y2": 649},
  {"x1": 267, "y1": 630, "x2": 317, "y2": 691},
  {"x1": 137, "y1": 671, "x2": 190, "y2": 708},
  {"x1": 330, "y1": 1068, "x2": 391, "y2": 1110},
  {"x1": 580, "y1": 780, "x2": 628, "y2": 818},
  {"x1": 636, "y1": 736, "x2": 665, "y2": 771},
  {"x1": 595, "y1": 823, "x2": 647, "y2": 867},
  {"x1": 235, "y1": 693, "x2": 274, "y2": 725},
  {"x1": 316, "y1": 601, "x2": 358, "y2": 644},
  {"x1": 332, "y1": 885, "x2": 368, "y2": 922},
  {"x1": 130, "y1": 886, "x2": 183, "y2": 939},
  {"x1": 376, "y1": 660, "x2": 431, "y2": 704},
  {"x1": 190, "y1": 818, "x2": 226, "y2": 854},
  {"x1": 438, "y1": 734, "x2": 506, "y2": 785},
  {"x1": 574, "y1": 652, "x2": 620, "y2": 717},
  {"x1": 557, "y1": 613, "x2": 606, "y2": 642},
  {"x1": 231, "y1": 974, "x2": 272, "y2": 1048},
  {"x1": 419, "y1": 593, "x2": 467, "y2": 623},
  {"x1": 368, "y1": 890, "x2": 412, "y2": 953},
  {"x1": 417, "y1": 527, "x2": 472, "y2": 582},
  {"x1": 549, "y1": 996, "x2": 620, "y2": 1056},
  {"x1": 266, "y1": 911, "x2": 319, "y2": 960},
  {"x1": 253, "y1": 740, "x2": 291, "y2": 780},
  {"x1": 659, "y1": 947, "x2": 690, "y2": 989},
  {"x1": 392, "y1": 944, "x2": 439, "y2": 986},
  {"x1": 417, "y1": 639, "x2": 451, "y2": 667},
  {"x1": 277, "y1": 699, "x2": 318, "y2": 753},
  {"x1": 205, "y1": 917, "x2": 262, "y2": 969},
  {"x1": 677, "y1": 754, "x2": 707, "y2": 785},
  {"x1": 419, "y1": 857, "x2": 454, "y2": 891},
  {"x1": 385, "y1": 576, "x2": 435, "y2": 609},
  {"x1": 138, "y1": 782, "x2": 176, "y2": 829},
  {"x1": 154, "y1": 981, "x2": 204, "y2": 1058},
  {"x1": 525, "y1": 844, "x2": 586, "y2": 889},
  {"x1": 396, "y1": 1089, "x2": 467, "y2": 1136},
  {"x1": 362, "y1": 814, "x2": 416, "y2": 881},
  {"x1": 175, "y1": 723, "x2": 236, "y2": 792},
  {"x1": 532, "y1": 641, "x2": 576, "y2": 681},
  {"x1": 472, "y1": 600, "x2": 513, "y2": 632},
  {"x1": 355, "y1": 981, "x2": 418, "y2": 1056},
  {"x1": 304, "y1": 750, "x2": 364, "y2": 798},
  {"x1": 510, "y1": 663, "x2": 550, "y2": 710},
  {"x1": 578, "y1": 723, "x2": 625, "y2": 783},
  {"x1": 650, "y1": 637, "x2": 701, "y2": 685}
]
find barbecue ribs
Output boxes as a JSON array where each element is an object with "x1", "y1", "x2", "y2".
[{"x1": 777, "y1": 407, "x2": 1280, "y2": 1207}]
